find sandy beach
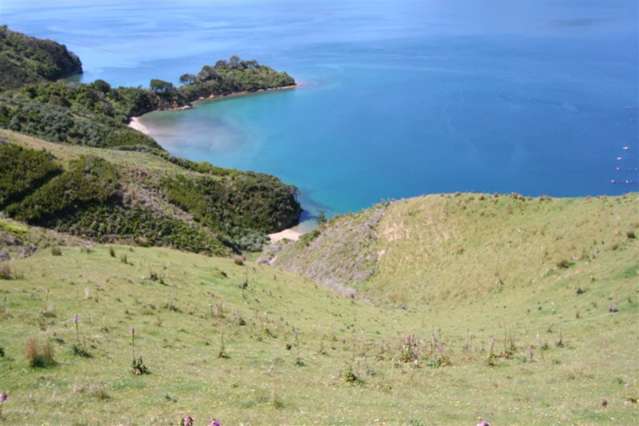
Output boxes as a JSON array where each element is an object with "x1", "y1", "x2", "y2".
[
  {"x1": 128, "y1": 117, "x2": 150, "y2": 136},
  {"x1": 268, "y1": 218, "x2": 316, "y2": 243},
  {"x1": 127, "y1": 84, "x2": 298, "y2": 138},
  {"x1": 269, "y1": 228, "x2": 302, "y2": 242}
]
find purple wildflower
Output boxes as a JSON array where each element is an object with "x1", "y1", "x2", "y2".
[
  {"x1": 0, "y1": 392, "x2": 7, "y2": 403},
  {"x1": 181, "y1": 415, "x2": 194, "y2": 426},
  {"x1": 209, "y1": 420, "x2": 221, "y2": 426},
  {"x1": 476, "y1": 421, "x2": 490, "y2": 426}
]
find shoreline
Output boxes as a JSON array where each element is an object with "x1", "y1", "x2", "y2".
[
  {"x1": 192, "y1": 84, "x2": 298, "y2": 108},
  {"x1": 128, "y1": 116, "x2": 151, "y2": 135},
  {"x1": 269, "y1": 218, "x2": 317, "y2": 243},
  {"x1": 127, "y1": 84, "x2": 299, "y2": 136},
  {"x1": 268, "y1": 228, "x2": 303, "y2": 243},
  {"x1": 126, "y1": 83, "x2": 309, "y2": 241}
]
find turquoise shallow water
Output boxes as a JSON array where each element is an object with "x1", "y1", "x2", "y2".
[{"x1": 3, "y1": 0, "x2": 638, "y2": 215}]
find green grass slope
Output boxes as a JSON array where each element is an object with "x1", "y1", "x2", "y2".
[
  {"x1": 0, "y1": 205, "x2": 638, "y2": 424},
  {"x1": 272, "y1": 193, "x2": 639, "y2": 305}
]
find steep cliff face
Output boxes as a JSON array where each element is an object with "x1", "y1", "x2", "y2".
[{"x1": 0, "y1": 26, "x2": 82, "y2": 90}]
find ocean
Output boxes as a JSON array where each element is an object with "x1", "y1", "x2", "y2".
[{"x1": 3, "y1": 0, "x2": 638, "y2": 215}]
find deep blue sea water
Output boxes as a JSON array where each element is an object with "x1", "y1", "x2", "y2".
[{"x1": 3, "y1": 0, "x2": 638, "y2": 215}]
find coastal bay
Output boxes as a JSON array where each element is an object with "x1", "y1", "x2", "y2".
[{"x1": 7, "y1": 0, "x2": 637, "y2": 215}]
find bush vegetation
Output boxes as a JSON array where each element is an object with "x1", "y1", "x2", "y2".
[
  {"x1": 162, "y1": 173, "x2": 300, "y2": 250},
  {"x1": 0, "y1": 142, "x2": 61, "y2": 208},
  {"x1": 178, "y1": 56, "x2": 295, "y2": 102},
  {"x1": 55, "y1": 205, "x2": 228, "y2": 255},
  {"x1": 7, "y1": 156, "x2": 119, "y2": 224},
  {"x1": 0, "y1": 26, "x2": 82, "y2": 90},
  {"x1": 0, "y1": 137, "x2": 300, "y2": 254},
  {"x1": 0, "y1": 83, "x2": 161, "y2": 150}
]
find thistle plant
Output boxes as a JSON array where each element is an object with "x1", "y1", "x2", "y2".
[
  {"x1": 217, "y1": 333, "x2": 229, "y2": 359},
  {"x1": 74, "y1": 314, "x2": 81, "y2": 344},
  {"x1": 527, "y1": 344, "x2": 534, "y2": 362},
  {"x1": 71, "y1": 314, "x2": 90, "y2": 357},
  {"x1": 486, "y1": 337, "x2": 497, "y2": 367},
  {"x1": 399, "y1": 334, "x2": 419, "y2": 363},
  {"x1": 0, "y1": 392, "x2": 7, "y2": 418},
  {"x1": 130, "y1": 326, "x2": 149, "y2": 375}
]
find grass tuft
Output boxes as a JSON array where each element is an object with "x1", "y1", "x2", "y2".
[{"x1": 25, "y1": 337, "x2": 56, "y2": 368}]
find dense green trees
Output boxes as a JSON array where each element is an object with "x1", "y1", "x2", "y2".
[
  {"x1": 179, "y1": 74, "x2": 196, "y2": 85},
  {"x1": 0, "y1": 86, "x2": 162, "y2": 150},
  {"x1": 0, "y1": 26, "x2": 82, "y2": 90},
  {"x1": 0, "y1": 143, "x2": 62, "y2": 208},
  {"x1": 162, "y1": 172, "x2": 301, "y2": 250},
  {"x1": 177, "y1": 57, "x2": 295, "y2": 102}
]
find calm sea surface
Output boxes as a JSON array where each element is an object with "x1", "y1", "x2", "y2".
[{"x1": 3, "y1": 0, "x2": 638, "y2": 215}]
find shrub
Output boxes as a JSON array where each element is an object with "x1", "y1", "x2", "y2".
[
  {"x1": 341, "y1": 365, "x2": 362, "y2": 384},
  {"x1": 557, "y1": 259, "x2": 574, "y2": 269},
  {"x1": 426, "y1": 352, "x2": 451, "y2": 368},
  {"x1": 0, "y1": 143, "x2": 61, "y2": 209},
  {"x1": 56, "y1": 205, "x2": 228, "y2": 256},
  {"x1": 628, "y1": 231, "x2": 636, "y2": 240},
  {"x1": 50, "y1": 246, "x2": 62, "y2": 256},
  {"x1": 7, "y1": 156, "x2": 119, "y2": 225},
  {"x1": 25, "y1": 337, "x2": 56, "y2": 368},
  {"x1": 399, "y1": 335, "x2": 419, "y2": 363},
  {"x1": 109, "y1": 247, "x2": 116, "y2": 257},
  {"x1": 131, "y1": 357, "x2": 150, "y2": 375},
  {"x1": 161, "y1": 173, "x2": 301, "y2": 236},
  {"x1": 0, "y1": 264, "x2": 14, "y2": 280},
  {"x1": 299, "y1": 229, "x2": 320, "y2": 247},
  {"x1": 71, "y1": 344, "x2": 92, "y2": 358}
]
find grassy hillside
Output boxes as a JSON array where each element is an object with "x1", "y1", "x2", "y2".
[
  {"x1": 0, "y1": 130, "x2": 300, "y2": 254},
  {"x1": 0, "y1": 27, "x2": 636, "y2": 425},
  {"x1": 271, "y1": 193, "x2": 639, "y2": 304},
  {"x1": 0, "y1": 195, "x2": 638, "y2": 424},
  {"x1": 0, "y1": 26, "x2": 82, "y2": 91}
]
